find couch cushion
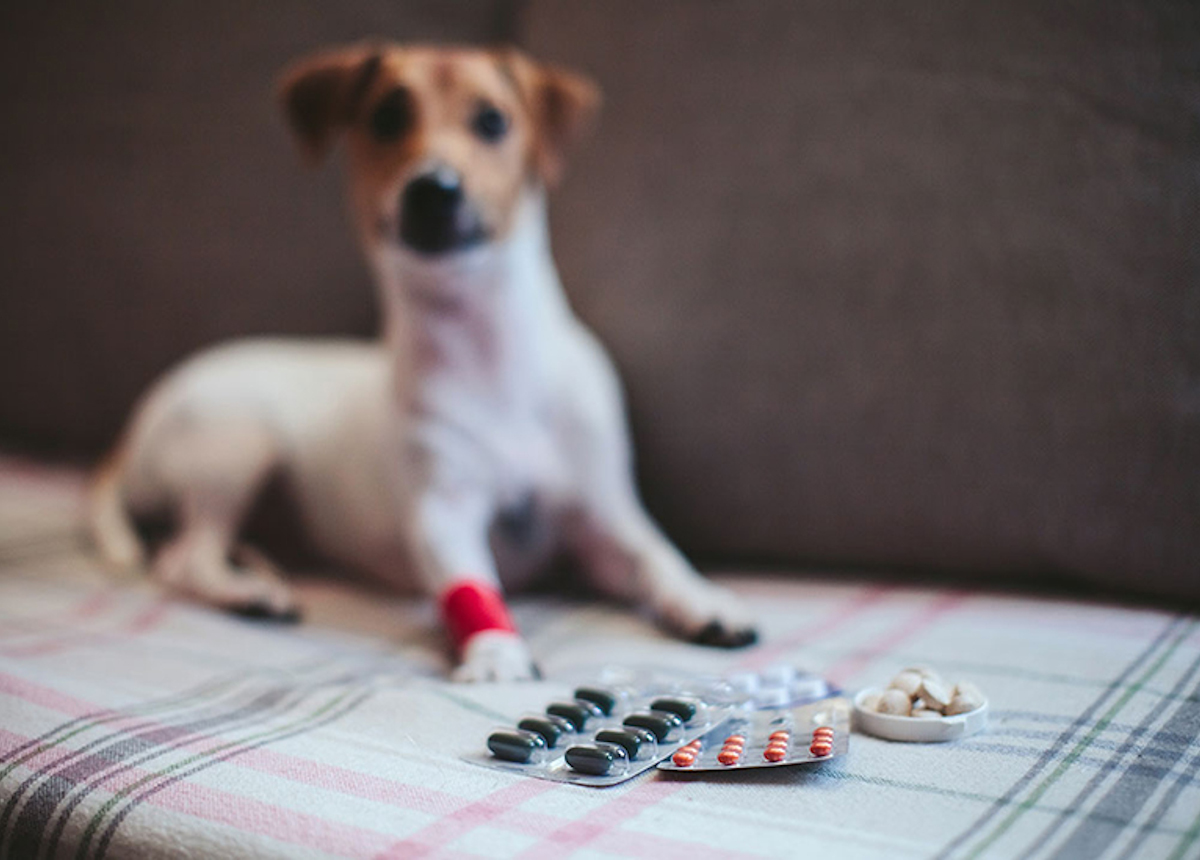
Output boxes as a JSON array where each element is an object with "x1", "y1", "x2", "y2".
[
  {"x1": 2, "y1": 456, "x2": 1199, "y2": 859},
  {"x1": 520, "y1": 0, "x2": 1200, "y2": 598}
]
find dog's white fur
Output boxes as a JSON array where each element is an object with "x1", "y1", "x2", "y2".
[{"x1": 91, "y1": 47, "x2": 755, "y2": 680}]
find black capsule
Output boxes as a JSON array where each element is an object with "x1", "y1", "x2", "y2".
[
  {"x1": 594, "y1": 728, "x2": 651, "y2": 759},
  {"x1": 517, "y1": 715, "x2": 569, "y2": 747},
  {"x1": 574, "y1": 686, "x2": 618, "y2": 716},
  {"x1": 650, "y1": 697, "x2": 698, "y2": 723},
  {"x1": 564, "y1": 743, "x2": 627, "y2": 776},
  {"x1": 547, "y1": 701, "x2": 593, "y2": 731},
  {"x1": 623, "y1": 710, "x2": 681, "y2": 741},
  {"x1": 487, "y1": 730, "x2": 545, "y2": 763}
]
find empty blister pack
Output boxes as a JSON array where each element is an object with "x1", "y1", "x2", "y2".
[{"x1": 472, "y1": 680, "x2": 728, "y2": 786}]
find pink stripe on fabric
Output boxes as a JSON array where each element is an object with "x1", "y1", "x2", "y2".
[
  {"x1": 232, "y1": 748, "x2": 474, "y2": 818},
  {"x1": 588, "y1": 827, "x2": 768, "y2": 860},
  {"x1": 824, "y1": 591, "x2": 970, "y2": 685},
  {"x1": 0, "y1": 728, "x2": 30, "y2": 757},
  {"x1": 0, "y1": 589, "x2": 117, "y2": 642},
  {"x1": 514, "y1": 781, "x2": 756, "y2": 860},
  {"x1": 512, "y1": 782, "x2": 674, "y2": 859},
  {"x1": 735, "y1": 584, "x2": 893, "y2": 670},
  {"x1": 127, "y1": 599, "x2": 172, "y2": 633},
  {"x1": 74, "y1": 589, "x2": 118, "y2": 621},
  {"x1": 372, "y1": 778, "x2": 558, "y2": 859},
  {"x1": 0, "y1": 672, "x2": 101, "y2": 717},
  {"x1": 0, "y1": 597, "x2": 172, "y2": 658},
  {"x1": 147, "y1": 770, "x2": 395, "y2": 856},
  {"x1": 0, "y1": 727, "x2": 399, "y2": 857},
  {"x1": 1, "y1": 724, "x2": 580, "y2": 854},
  {"x1": 3, "y1": 685, "x2": 578, "y2": 841}
]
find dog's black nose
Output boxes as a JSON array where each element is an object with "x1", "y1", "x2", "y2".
[{"x1": 400, "y1": 167, "x2": 482, "y2": 255}]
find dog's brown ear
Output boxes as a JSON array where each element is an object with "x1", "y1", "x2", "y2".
[
  {"x1": 502, "y1": 50, "x2": 601, "y2": 186},
  {"x1": 278, "y1": 46, "x2": 384, "y2": 165}
]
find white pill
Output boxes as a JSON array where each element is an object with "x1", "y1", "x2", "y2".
[
  {"x1": 919, "y1": 678, "x2": 952, "y2": 710},
  {"x1": 888, "y1": 670, "x2": 923, "y2": 697},
  {"x1": 876, "y1": 688, "x2": 912, "y2": 716},
  {"x1": 955, "y1": 681, "x2": 985, "y2": 701},
  {"x1": 911, "y1": 708, "x2": 943, "y2": 719},
  {"x1": 944, "y1": 681, "x2": 985, "y2": 715},
  {"x1": 860, "y1": 691, "x2": 883, "y2": 712},
  {"x1": 904, "y1": 665, "x2": 942, "y2": 681}
]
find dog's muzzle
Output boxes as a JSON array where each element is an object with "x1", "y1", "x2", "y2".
[{"x1": 399, "y1": 166, "x2": 487, "y2": 255}]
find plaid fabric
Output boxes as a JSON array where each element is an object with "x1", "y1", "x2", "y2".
[{"x1": 1, "y1": 455, "x2": 1198, "y2": 860}]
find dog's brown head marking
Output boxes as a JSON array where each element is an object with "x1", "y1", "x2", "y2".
[{"x1": 278, "y1": 43, "x2": 600, "y2": 255}]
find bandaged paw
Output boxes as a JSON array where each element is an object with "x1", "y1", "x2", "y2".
[{"x1": 452, "y1": 630, "x2": 540, "y2": 682}]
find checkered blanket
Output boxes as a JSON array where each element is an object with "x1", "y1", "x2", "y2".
[{"x1": 1, "y1": 455, "x2": 1197, "y2": 859}]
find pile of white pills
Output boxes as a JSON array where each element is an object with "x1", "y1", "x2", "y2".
[{"x1": 859, "y1": 667, "x2": 984, "y2": 719}]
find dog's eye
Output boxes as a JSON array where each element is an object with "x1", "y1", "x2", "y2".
[
  {"x1": 472, "y1": 103, "x2": 508, "y2": 143},
  {"x1": 370, "y1": 88, "x2": 413, "y2": 142}
]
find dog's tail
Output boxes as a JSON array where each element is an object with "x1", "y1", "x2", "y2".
[{"x1": 89, "y1": 441, "x2": 145, "y2": 571}]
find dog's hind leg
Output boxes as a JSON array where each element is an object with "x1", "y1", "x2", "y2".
[
  {"x1": 150, "y1": 421, "x2": 299, "y2": 619},
  {"x1": 557, "y1": 336, "x2": 759, "y2": 648},
  {"x1": 90, "y1": 441, "x2": 146, "y2": 571},
  {"x1": 567, "y1": 503, "x2": 758, "y2": 648}
]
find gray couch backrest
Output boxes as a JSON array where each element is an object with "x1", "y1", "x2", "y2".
[{"x1": 2, "y1": 2, "x2": 1196, "y2": 597}]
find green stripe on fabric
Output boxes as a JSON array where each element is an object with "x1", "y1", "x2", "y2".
[
  {"x1": 1166, "y1": 807, "x2": 1200, "y2": 860},
  {"x1": 424, "y1": 683, "x2": 517, "y2": 723},
  {"x1": 963, "y1": 619, "x2": 1196, "y2": 860},
  {"x1": 1039, "y1": 650, "x2": 1200, "y2": 859},
  {"x1": 933, "y1": 616, "x2": 1186, "y2": 860},
  {"x1": 39, "y1": 682, "x2": 330, "y2": 860},
  {"x1": 675, "y1": 769, "x2": 1192, "y2": 840},
  {"x1": 0, "y1": 657, "x2": 333, "y2": 788},
  {"x1": 1116, "y1": 735, "x2": 1200, "y2": 859},
  {"x1": 91, "y1": 689, "x2": 374, "y2": 860},
  {"x1": 0, "y1": 673, "x2": 247, "y2": 785}
]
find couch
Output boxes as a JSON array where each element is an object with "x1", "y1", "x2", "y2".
[{"x1": 1, "y1": 3, "x2": 1197, "y2": 858}]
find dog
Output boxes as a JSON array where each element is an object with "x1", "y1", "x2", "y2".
[{"x1": 89, "y1": 43, "x2": 758, "y2": 681}]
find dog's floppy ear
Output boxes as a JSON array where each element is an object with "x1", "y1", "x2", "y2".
[
  {"x1": 501, "y1": 50, "x2": 601, "y2": 187},
  {"x1": 278, "y1": 45, "x2": 384, "y2": 165}
]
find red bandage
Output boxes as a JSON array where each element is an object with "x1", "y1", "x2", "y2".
[{"x1": 439, "y1": 581, "x2": 518, "y2": 652}]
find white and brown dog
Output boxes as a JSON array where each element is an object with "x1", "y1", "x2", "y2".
[{"x1": 89, "y1": 44, "x2": 757, "y2": 680}]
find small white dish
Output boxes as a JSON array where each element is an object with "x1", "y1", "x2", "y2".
[{"x1": 853, "y1": 688, "x2": 988, "y2": 742}]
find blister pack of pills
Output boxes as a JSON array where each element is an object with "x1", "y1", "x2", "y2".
[
  {"x1": 657, "y1": 695, "x2": 851, "y2": 772},
  {"x1": 472, "y1": 665, "x2": 845, "y2": 786},
  {"x1": 476, "y1": 681, "x2": 723, "y2": 786}
]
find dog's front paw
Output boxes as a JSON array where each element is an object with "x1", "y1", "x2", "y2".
[
  {"x1": 657, "y1": 583, "x2": 759, "y2": 650},
  {"x1": 452, "y1": 631, "x2": 541, "y2": 682}
]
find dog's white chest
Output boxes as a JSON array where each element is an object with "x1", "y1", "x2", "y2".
[{"x1": 403, "y1": 283, "x2": 571, "y2": 501}]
